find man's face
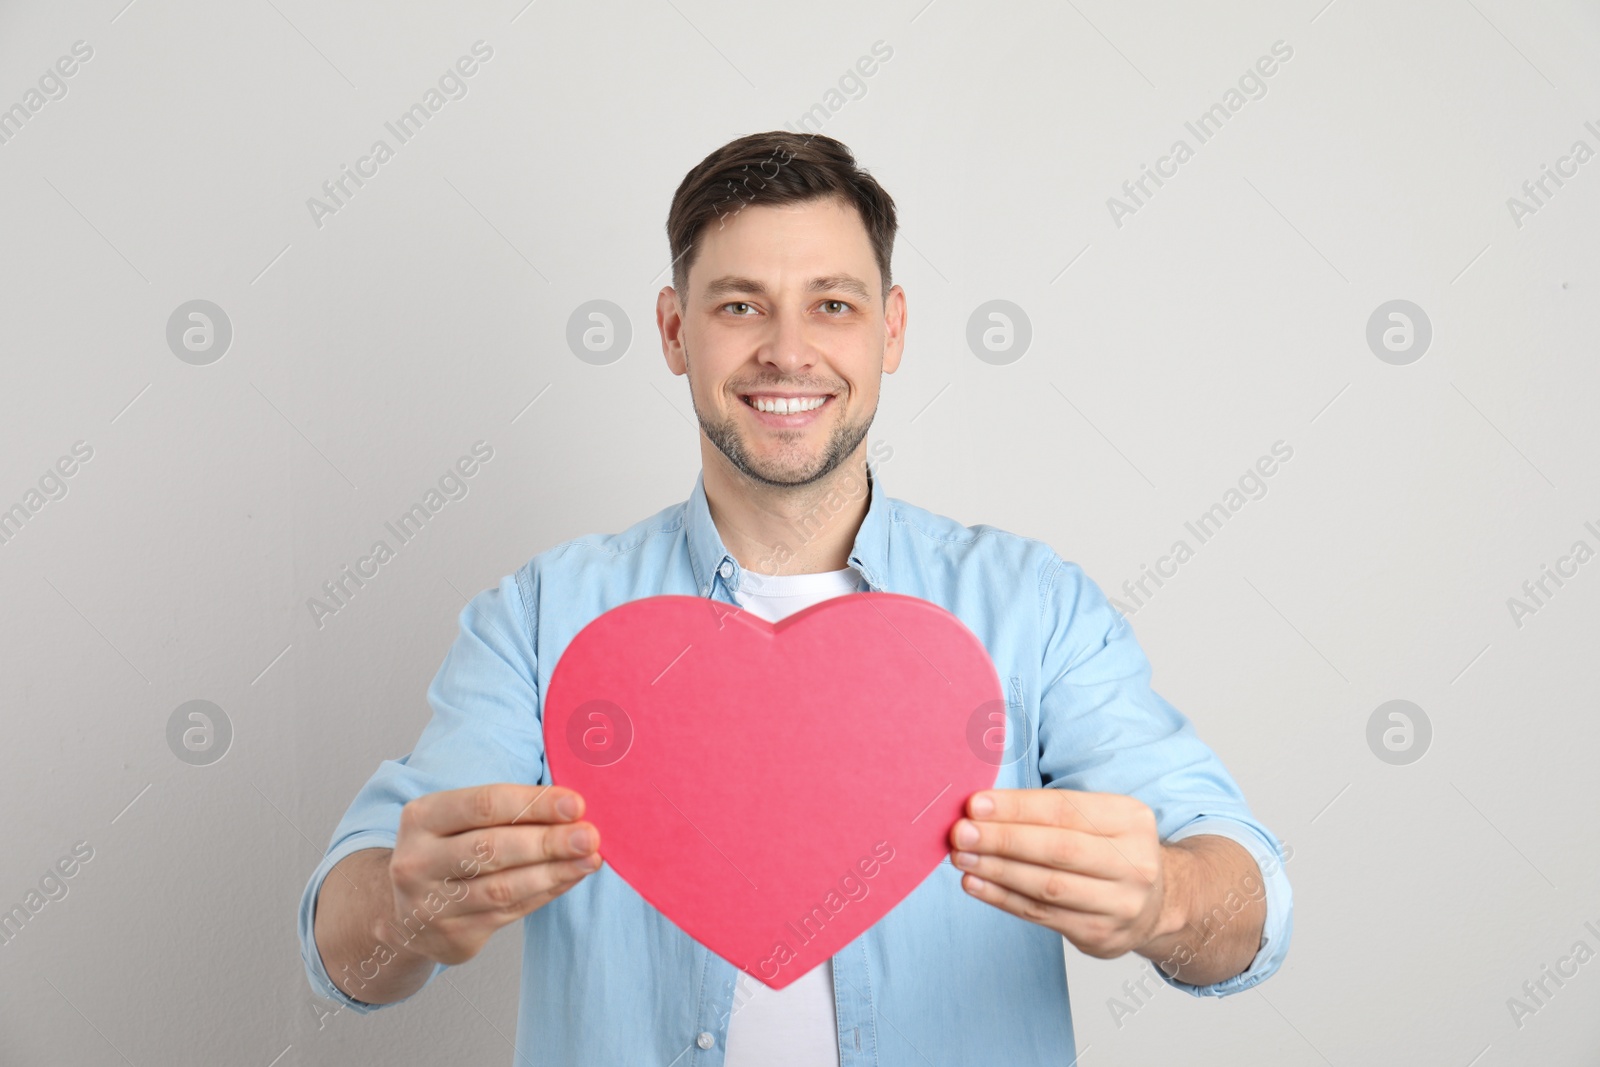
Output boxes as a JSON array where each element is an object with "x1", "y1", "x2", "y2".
[{"x1": 658, "y1": 196, "x2": 905, "y2": 489}]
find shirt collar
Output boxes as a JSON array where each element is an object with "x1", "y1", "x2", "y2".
[{"x1": 685, "y1": 462, "x2": 890, "y2": 596}]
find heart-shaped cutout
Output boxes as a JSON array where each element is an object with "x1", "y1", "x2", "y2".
[{"x1": 543, "y1": 592, "x2": 1004, "y2": 989}]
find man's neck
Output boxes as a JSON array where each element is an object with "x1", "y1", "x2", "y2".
[{"x1": 700, "y1": 446, "x2": 872, "y2": 577}]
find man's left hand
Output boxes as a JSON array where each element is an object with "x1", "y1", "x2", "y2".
[{"x1": 949, "y1": 788, "x2": 1177, "y2": 959}]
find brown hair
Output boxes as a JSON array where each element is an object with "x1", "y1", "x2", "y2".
[{"x1": 666, "y1": 130, "x2": 897, "y2": 303}]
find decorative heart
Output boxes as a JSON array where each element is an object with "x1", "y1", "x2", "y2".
[{"x1": 543, "y1": 592, "x2": 1005, "y2": 990}]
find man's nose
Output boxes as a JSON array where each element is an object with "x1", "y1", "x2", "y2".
[{"x1": 758, "y1": 307, "x2": 819, "y2": 374}]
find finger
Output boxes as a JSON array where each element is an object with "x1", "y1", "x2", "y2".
[
  {"x1": 951, "y1": 851, "x2": 1133, "y2": 920},
  {"x1": 454, "y1": 853, "x2": 604, "y2": 921},
  {"x1": 967, "y1": 788, "x2": 1150, "y2": 837},
  {"x1": 406, "y1": 783, "x2": 584, "y2": 837},
  {"x1": 959, "y1": 870, "x2": 1124, "y2": 950},
  {"x1": 448, "y1": 819, "x2": 601, "y2": 878},
  {"x1": 952, "y1": 820, "x2": 1130, "y2": 881}
]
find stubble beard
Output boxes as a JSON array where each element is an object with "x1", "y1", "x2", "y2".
[{"x1": 685, "y1": 342, "x2": 874, "y2": 490}]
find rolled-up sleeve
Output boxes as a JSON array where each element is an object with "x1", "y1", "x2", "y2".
[
  {"x1": 297, "y1": 568, "x2": 549, "y2": 1011},
  {"x1": 1033, "y1": 553, "x2": 1293, "y2": 997}
]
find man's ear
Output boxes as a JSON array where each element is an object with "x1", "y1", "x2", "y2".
[
  {"x1": 882, "y1": 284, "x2": 907, "y2": 374},
  {"x1": 657, "y1": 286, "x2": 687, "y2": 375}
]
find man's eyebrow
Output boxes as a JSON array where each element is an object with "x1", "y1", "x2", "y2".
[
  {"x1": 701, "y1": 274, "x2": 873, "y2": 301},
  {"x1": 808, "y1": 275, "x2": 872, "y2": 299},
  {"x1": 701, "y1": 276, "x2": 767, "y2": 300}
]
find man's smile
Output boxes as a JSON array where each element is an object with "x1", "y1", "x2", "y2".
[{"x1": 738, "y1": 392, "x2": 836, "y2": 428}]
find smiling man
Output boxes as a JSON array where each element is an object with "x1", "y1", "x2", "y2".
[{"x1": 299, "y1": 131, "x2": 1293, "y2": 1066}]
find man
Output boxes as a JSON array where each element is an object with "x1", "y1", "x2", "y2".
[{"x1": 299, "y1": 130, "x2": 1293, "y2": 1065}]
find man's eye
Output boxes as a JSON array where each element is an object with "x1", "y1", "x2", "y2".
[
  {"x1": 821, "y1": 300, "x2": 850, "y2": 314},
  {"x1": 723, "y1": 302, "x2": 755, "y2": 315}
]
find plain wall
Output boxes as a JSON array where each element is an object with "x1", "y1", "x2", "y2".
[{"x1": 2, "y1": 0, "x2": 1598, "y2": 1063}]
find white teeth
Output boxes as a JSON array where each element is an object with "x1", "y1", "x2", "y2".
[{"x1": 750, "y1": 395, "x2": 827, "y2": 414}]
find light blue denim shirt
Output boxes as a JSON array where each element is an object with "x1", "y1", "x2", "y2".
[{"x1": 298, "y1": 464, "x2": 1293, "y2": 1065}]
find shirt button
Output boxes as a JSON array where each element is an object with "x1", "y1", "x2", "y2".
[
  {"x1": 696, "y1": 1031, "x2": 715, "y2": 1049},
  {"x1": 718, "y1": 561, "x2": 734, "y2": 579}
]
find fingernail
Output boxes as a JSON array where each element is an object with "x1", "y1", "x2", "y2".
[
  {"x1": 557, "y1": 796, "x2": 580, "y2": 819},
  {"x1": 952, "y1": 851, "x2": 978, "y2": 868},
  {"x1": 970, "y1": 794, "x2": 994, "y2": 817},
  {"x1": 964, "y1": 875, "x2": 986, "y2": 893},
  {"x1": 954, "y1": 821, "x2": 978, "y2": 848},
  {"x1": 578, "y1": 852, "x2": 601, "y2": 871},
  {"x1": 569, "y1": 828, "x2": 594, "y2": 852}
]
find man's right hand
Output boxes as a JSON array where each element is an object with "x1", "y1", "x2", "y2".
[{"x1": 384, "y1": 783, "x2": 601, "y2": 966}]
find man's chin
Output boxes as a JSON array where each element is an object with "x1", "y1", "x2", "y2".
[
  {"x1": 726, "y1": 443, "x2": 836, "y2": 486},
  {"x1": 739, "y1": 460, "x2": 832, "y2": 488},
  {"x1": 701, "y1": 416, "x2": 867, "y2": 490}
]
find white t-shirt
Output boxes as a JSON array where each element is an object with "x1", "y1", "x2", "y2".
[{"x1": 722, "y1": 563, "x2": 863, "y2": 1067}]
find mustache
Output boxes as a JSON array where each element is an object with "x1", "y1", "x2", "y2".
[{"x1": 734, "y1": 382, "x2": 840, "y2": 393}]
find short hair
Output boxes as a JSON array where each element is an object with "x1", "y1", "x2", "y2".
[{"x1": 666, "y1": 130, "x2": 897, "y2": 303}]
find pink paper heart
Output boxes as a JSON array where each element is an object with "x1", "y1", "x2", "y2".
[{"x1": 543, "y1": 592, "x2": 1004, "y2": 989}]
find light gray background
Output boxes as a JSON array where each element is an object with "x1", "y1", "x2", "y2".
[{"x1": 2, "y1": 0, "x2": 1598, "y2": 1064}]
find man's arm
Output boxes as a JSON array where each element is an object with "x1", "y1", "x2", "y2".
[
  {"x1": 312, "y1": 848, "x2": 435, "y2": 1006},
  {"x1": 310, "y1": 785, "x2": 602, "y2": 1007},
  {"x1": 297, "y1": 572, "x2": 559, "y2": 1010},
  {"x1": 1135, "y1": 833, "x2": 1265, "y2": 986},
  {"x1": 949, "y1": 550, "x2": 1293, "y2": 994}
]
